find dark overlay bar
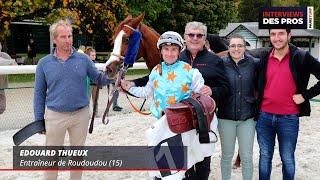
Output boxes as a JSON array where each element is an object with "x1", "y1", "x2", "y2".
[{"x1": 13, "y1": 146, "x2": 187, "y2": 170}]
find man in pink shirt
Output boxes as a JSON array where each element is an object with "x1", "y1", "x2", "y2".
[{"x1": 254, "y1": 29, "x2": 320, "y2": 180}]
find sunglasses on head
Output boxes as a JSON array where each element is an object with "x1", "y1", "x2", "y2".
[
  {"x1": 162, "y1": 34, "x2": 181, "y2": 42},
  {"x1": 186, "y1": 33, "x2": 205, "y2": 39}
]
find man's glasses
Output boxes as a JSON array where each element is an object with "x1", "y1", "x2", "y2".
[
  {"x1": 229, "y1": 44, "x2": 245, "y2": 49},
  {"x1": 186, "y1": 33, "x2": 205, "y2": 39}
]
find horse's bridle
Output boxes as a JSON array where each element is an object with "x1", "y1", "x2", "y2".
[
  {"x1": 89, "y1": 24, "x2": 149, "y2": 133},
  {"x1": 109, "y1": 24, "x2": 140, "y2": 61},
  {"x1": 110, "y1": 52, "x2": 125, "y2": 60},
  {"x1": 124, "y1": 24, "x2": 136, "y2": 31}
]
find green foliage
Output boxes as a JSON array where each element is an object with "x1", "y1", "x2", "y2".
[
  {"x1": 272, "y1": 0, "x2": 298, "y2": 6},
  {"x1": 174, "y1": 0, "x2": 234, "y2": 33},
  {"x1": 237, "y1": 0, "x2": 266, "y2": 22},
  {"x1": 0, "y1": 0, "x2": 128, "y2": 47},
  {"x1": 126, "y1": 0, "x2": 172, "y2": 24},
  {"x1": 126, "y1": 0, "x2": 234, "y2": 34},
  {"x1": 0, "y1": 0, "x2": 55, "y2": 41},
  {"x1": 297, "y1": 0, "x2": 320, "y2": 29},
  {"x1": 230, "y1": 0, "x2": 242, "y2": 22},
  {"x1": 126, "y1": 69, "x2": 149, "y2": 76},
  {"x1": 46, "y1": 0, "x2": 128, "y2": 45},
  {"x1": 8, "y1": 74, "x2": 35, "y2": 82}
]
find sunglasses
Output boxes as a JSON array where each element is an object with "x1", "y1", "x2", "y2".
[
  {"x1": 186, "y1": 33, "x2": 205, "y2": 39},
  {"x1": 229, "y1": 44, "x2": 245, "y2": 49}
]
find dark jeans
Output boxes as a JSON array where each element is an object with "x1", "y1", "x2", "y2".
[{"x1": 256, "y1": 111, "x2": 299, "y2": 180}]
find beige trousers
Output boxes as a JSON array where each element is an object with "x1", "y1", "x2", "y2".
[{"x1": 44, "y1": 107, "x2": 90, "y2": 180}]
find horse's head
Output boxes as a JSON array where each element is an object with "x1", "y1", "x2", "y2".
[{"x1": 105, "y1": 13, "x2": 145, "y2": 79}]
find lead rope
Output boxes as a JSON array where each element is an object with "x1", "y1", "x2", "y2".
[
  {"x1": 125, "y1": 94, "x2": 151, "y2": 115},
  {"x1": 89, "y1": 84, "x2": 100, "y2": 134},
  {"x1": 101, "y1": 86, "x2": 115, "y2": 125},
  {"x1": 101, "y1": 63, "x2": 129, "y2": 125}
]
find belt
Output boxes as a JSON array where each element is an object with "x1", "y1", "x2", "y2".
[{"x1": 48, "y1": 106, "x2": 88, "y2": 113}]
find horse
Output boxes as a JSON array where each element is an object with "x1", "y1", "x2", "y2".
[
  {"x1": 105, "y1": 13, "x2": 160, "y2": 79},
  {"x1": 105, "y1": 13, "x2": 229, "y2": 78}
]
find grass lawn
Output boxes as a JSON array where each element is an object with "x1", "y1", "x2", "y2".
[
  {"x1": 17, "y1": 53, "x2": 47, "y2": 65},
  {"x1": 126, "y1": 69, "x2": 149, "y2": 75},
  {"x1": 8, "y1": 53, "x2": 149, "y2": 82},
  {"x1": 8, "y1": 74, "x2": 35, "y2": 82},
  {"x1": 8, "y1": 69, "x2": 149, "y2": 83}
]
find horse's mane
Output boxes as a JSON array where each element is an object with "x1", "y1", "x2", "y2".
[
  {"x1": 142, "y1": 24, "x2": 160, "y2": 37},
  {"x1": 207, "y1": 34, "x2": 229, "y2": 53}
]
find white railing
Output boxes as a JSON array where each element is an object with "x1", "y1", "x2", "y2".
[{"x1": 0, "y1": 62, "x2": 148, "y2": 75}]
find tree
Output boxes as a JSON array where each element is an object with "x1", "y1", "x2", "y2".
[
  {"x1": 126, "y1": 0, "x2": 235, "y2": 34},
  {"x1": 175, "y1": 0, "x2": 234, "y2": 34},
  {"x1": 230, "y1": 0, "x2": 242, "y2": 22},
  {"x1": 271, "y1": 0, "x2": 298, "y2": 6},
  {"x1": 0, "y1": 0, "x2": 55, "y2": 42},
  {"x1": 237, "y1": 0, "x2": 266, "y2": 22},
  {"x1": 46, "y1": 0, "x2": 128, "y2": 46},
  {"x1": 297, "y1": 0, "x2": 320, "y2": 29},
  {"x1": 126, "y1": 0, "x2": 172, "y2": 24},
  {"x1": 1, "y1": 0, "x2": 128, "y2": 50}
]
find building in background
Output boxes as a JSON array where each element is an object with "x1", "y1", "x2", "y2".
[
  {"x1": 219, "y1": 22, "x2": 320, "y2": 59},
  {"x1": 4, "y1": 20, "x2": 87, "y2": 55},
  {"x1": 6, "y1": 20, "x2": 49, "y2": 54}
]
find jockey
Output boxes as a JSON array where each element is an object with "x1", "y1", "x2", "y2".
[
  {"x1": 121, "y1": 31, "x2": 218, "y2": 180},
  {"x1": 122, "y1": 31, "x2": 204, "y2": 119}
]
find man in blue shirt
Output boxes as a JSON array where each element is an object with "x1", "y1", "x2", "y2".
[{"x1": 33, "y1": 19, "x2": 111, "y2": 180}]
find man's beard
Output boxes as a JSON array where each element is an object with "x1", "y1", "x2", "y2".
[{"x1": 273, "y1": 39, "x2": 289, "y2": 51}]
